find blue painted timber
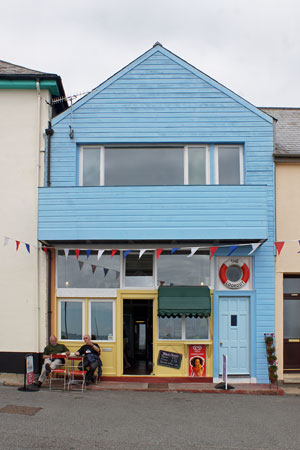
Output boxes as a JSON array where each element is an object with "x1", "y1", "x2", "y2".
[{"x1": 38, "y1": 185, "x2": 268, "y2": 241}]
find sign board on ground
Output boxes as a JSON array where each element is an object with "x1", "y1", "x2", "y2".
[{"x1": 157, "y1": 350, "x2": 182, "y2": 369}]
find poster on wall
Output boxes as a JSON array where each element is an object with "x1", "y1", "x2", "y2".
[{"x1": 189, "y1": 345, "x2": 206, "y2": 377}]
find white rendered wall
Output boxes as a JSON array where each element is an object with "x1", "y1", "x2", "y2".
[{"x1": 0, "y1": 89, "x2": 49, "y2": 353}]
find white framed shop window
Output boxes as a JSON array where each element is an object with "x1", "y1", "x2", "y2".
[
  {"x1": 214, "y1": 145, "x2": 244, "y2": 185},
  {"x1": 158, "y1": 316, "x2": 210, "y2": 340},
  {"x1": 58, "y1": 299, "x2": 85, "y2": 341},
  {"x1": 88, "y1": 300, "x2": 116, "y2": 342}
]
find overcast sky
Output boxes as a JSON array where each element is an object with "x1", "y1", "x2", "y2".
[{"x1": 1, "y1": 0, "x2": 299, "y2": 107}]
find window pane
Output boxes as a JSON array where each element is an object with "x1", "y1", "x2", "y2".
[
  {"x1": 105, "y1": 148, "x2": 184, "y2": 185},
  {"x1": 61, "y1": 301, "x2": 82, "y2": 340},
  {"x1": 189, "y1": 147, "x2": 206, "y2": 184},
  {"x1": 157, "y1": 251, "x2": 210, "y2": 286},
  {"x1": 57, "y1": 251, "x2": 120, "y2": 288},
  {"x1": 91, "y1": 302, "x2": 113, "y2": 341},
  {"x1": 125, "y1": 253, "x2": 153, "y2": 287},
  {"x1": 284, "y1": 300, "x2": 300, "y2": 338},
  {"x1": 159, "y1": 317, "x2": 182, "y2": 339},
  {"x1": 284, "y1": 276, "x2": 300, "y2": 294},
  {"x1": 218, "y1": 146, "x2": 240, "y2": 185},
  {"x1": 186, "y1": 317, "x2": 209, "y2": 339},
  {"x1": 82, "y1": 148, "x2": 100, "y2": 186}
]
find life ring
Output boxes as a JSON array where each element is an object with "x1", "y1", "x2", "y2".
[{"x1": 219, "y1": 259, "x2": 250, "y2": 289}]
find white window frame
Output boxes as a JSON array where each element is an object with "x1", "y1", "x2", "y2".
[
  {"x1": 58, "y1": 299, "x2": 85, "y2": 341},
  {"x1": 214, "y1": 145, "x2": 244, "y2": 185},
  {"x1": 158, "y1": 315, "x2": 210, "y2": 341},
  {"x1": 79, "y1": 146, "x2": 104, "y2": 186},
  {"x1": 89, "y1": 299, "x2": 116, "y2": 342},
  {"x1": 184, "y1": 145, "x2": 210, "y2": 185}
]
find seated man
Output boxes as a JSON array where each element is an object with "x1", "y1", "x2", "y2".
[
  {"x1": 75, "y1": 334, "x2": 101, "y2": 386},
  {"x1": 35, "y1": 335, "x2": 69, "y2": 387}
]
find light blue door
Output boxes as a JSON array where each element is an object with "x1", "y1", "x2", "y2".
[{"x1": 219, "y1": 297, "x2": 250, "y2": 375}]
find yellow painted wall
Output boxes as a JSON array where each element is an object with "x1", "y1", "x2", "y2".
[{"x1": 275, "y1": 163, "x2": 300, "y2": 379}]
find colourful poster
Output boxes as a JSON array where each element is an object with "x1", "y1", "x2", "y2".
[
  {"x1": 189, "y1": 345, "x2": 206, "y2": 377},
  {"x1": 26, "y1": 355, "x2": 34, "y2": 385}
]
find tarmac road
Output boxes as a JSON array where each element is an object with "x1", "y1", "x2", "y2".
[{"x1": 0, "y1": 385, "x2": 299, "y2": 450}]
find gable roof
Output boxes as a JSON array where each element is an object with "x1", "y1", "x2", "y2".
[
  {"x1": 53, "y1": 43, "x2": 273, "y2": 125},
  {"x1": 260, "y1": 107, "x2": 300, "y2": 156},
  {"x1": 0, "y1": 59, "x2": 57, "y2": 77}
]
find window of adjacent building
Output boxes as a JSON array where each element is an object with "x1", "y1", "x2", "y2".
[
  {"x1": 215, "y1": 145, "x2": 243, "y2": 185},
  {"x1": 79, "y1": 145, "x2": 213, "y2": 186},
  {"x1": 125, "y1": 252, "x2": 154, "y2": 287},
  {"x1": 60, "y1": 300, "x2": 84, "y2": 340},
  {"x1": 157, "y1": 250, "x2": 210, "y2": 287},
  {"x1": 57, "y1": 250, "x2": 120, "y2": 289},
  {"x1": 284, "y1": 275, "x2": 300, "y2": 339},
  {"x1": 158, "y1": 316, "x2": 209, "y2": 340},
  {"x1": 90, "y1": 301, "x2": 115, "y2": 341}
]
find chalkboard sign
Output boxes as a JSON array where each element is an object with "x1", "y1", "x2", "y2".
[{"x1": 157, "y1": 350, "x2": 182, "y2": 369}]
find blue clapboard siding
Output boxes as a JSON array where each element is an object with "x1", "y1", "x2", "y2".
[
  {"x1": 42, "y1": 45, "x2": 275, "y2": 383},
  {"x1": 38, "y1": 185, "x2": 268, "y2": 241}
]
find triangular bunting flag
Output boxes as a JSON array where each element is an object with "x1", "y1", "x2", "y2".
[
  {"x1": 64, "y1": 249, "x2": 69, "y2": 259},
  {"x1": 187, "y1": 247, "x2": 199, "y2": 258},
  {"x1": 228, "y1": 245, "x2": 238, "y2": 256},
  {"x1": 78, "y1": 261, "x2": 84, "y2": 271},
  {"x1": 75, "y1": 249, "x2": 80, "y2": 260},
  {"x1": 104, "y1": 268, "x2": 109, "y2": 277},
  {"x1": 42, "y1": 246, "x2": 48, "y2": 255},
  {"x1": 86, "y1": 249, "x2": 92, "y2": 259},
  {"x1": 248, "y1": 243, "x2": 261, "y2": 255},
  {"x1": 16, "y1": 241, "x2": 20, "y2": 251},
  {"x1": 124, "y1": 250, "x2": 131, "y2": 259},
  {"x1": 3, "y1": 237, "x2": 9, "y2": 246},
  {"x1": 139, "y1": 249, "x2": 147, "y2": 259},
  {"x1": 91, "y1": 265, "x2": 97, "y2": 274},
  {"x1": 97, "y1": 249, "x2": 105, "y2": 261},
  {"x1": 156, "y1": 249, "x2": 163, "y2": 260},
  {"x1": 25, "y1": 243, "x2": 30, "y2": 254},
  {"x1": 171, "y1": 248, "x2": 179, "y2": 254},
  {"x1": 111, "y1": 250, "x2": 118, "y2": 258},
  {"x1": 209, "y1": 246, "x2": 218, "y2": 260},
  {"x1": 275, "y1": 241, "x2": 284, "y2": 256}
]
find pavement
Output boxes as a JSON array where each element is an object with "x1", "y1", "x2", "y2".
[{"x1": 1, "y1": 372, "x2": 296, "y2": 395}]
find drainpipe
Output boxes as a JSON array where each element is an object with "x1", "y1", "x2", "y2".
[
  {"x1": 45, "y1": 121, "x2": 54, "y2": 186},
  {"x1": 47, "y1": 250, "x2": 52, "y2": 339},
  {"x1": 36, "y1": 80, "x2": 41, "y2": 355}
]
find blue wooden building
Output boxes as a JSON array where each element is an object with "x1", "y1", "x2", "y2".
[{"x1": 38, "y1": 43, "x2": 275, "y2": 382}]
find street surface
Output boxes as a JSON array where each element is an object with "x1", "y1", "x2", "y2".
[{"x1": 0, "y1": 385, "x2": 299, "y2": 450}]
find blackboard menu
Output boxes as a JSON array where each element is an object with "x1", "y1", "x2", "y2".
[{"x1": 157, "y1": 350, "x2": 182, "y2": 369}]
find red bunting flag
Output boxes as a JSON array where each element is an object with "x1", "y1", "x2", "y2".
[
  {"x1": 75, "y1": 249, "x2": 80, "y2": 260},
  {"x1": 111, "y1": 249, "x2": 118, "y2": 258},
  {"x1": 16, "y1": 241, "x2": 20, "y2": 251},
  {"x1": 209, "y1": 246, "x2": 218, "y2": 260},
  {"x1": 156, "y1": 249, "x2": 163, "y2": 260},
  {"x1": 42, "y1": 246, "x2": 48, "y2": 255},
  {"x1": 275, "y1": 241, "x2": 285, "y2": 255}
]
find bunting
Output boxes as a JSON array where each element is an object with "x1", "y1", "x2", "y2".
[
  {"x1": 75, "y1": 249, "x2": 80, "y2": 260},
  {"x1": 104, "y1": 268, "x2": 109, "y2": 277},
  {"x1": 64, "y1": 249, "x2": 69, "y2": 259},
  {"x1": 16, "y1": 241, "x2": 20, "y2": 251},
  {"x1": 228, "y1": 245, "x2": 238, "y2": 256},
  {"x1": 156, "y1": 249, "x2": 163, "y2": 260},
  {"x1": 275, "y1": 241, "x2": 284, "y2": 256},
  {"x1": 248, "y1": 243, "x2": 261, "y2": 255},
  {"x1": 209, "y1": 246, "x2": 218, "y2": 260},
  {"x1": 124, "y1": 250, "x2": 131, "y2": 259},
  {"x1": 97, "y1": 249, "x2": 105, "y2": 261},
  {"x1": 171, "y1": 248, "x2": 179, "y2": 254},
  {"x1": 111, "y1": 250, "x2": 118, "y2": 258},
  {"x1": 187, "y1": 247, "x2": 199, "y2": 258},
  {"x1": 139, "y1": 249, "x2": 147, "y2": 259},
  {"x1": 91, "y1": 265, "x2": 97, "y2": 274},
  {"x1": 86, "y1": 249, "x2": 92, "y2": 259},
  {"x1": 3, "y1": 237, "x2": 9, "y2": 246},
  {"x1": 25, "y1": 244, "x2": 30, "y2": 254},
  {"x1": 42, "y1": 246, "x2": 48, "y2": 255},
  {"x1": 78, "y1": 261, "x2": 84, "y2": 271}
]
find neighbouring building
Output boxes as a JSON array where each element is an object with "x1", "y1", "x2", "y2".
[
  {"x1": 0, "y1": 60, "x2": 67, "y2": 373},
  {"x1": 261, "y1": 108, "x2": 300, "y2": 381},
  {"x1": 38, "y1": 43, "x2": 276, "y2": 382}
]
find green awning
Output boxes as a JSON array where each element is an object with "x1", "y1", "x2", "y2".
[{"x1": 158, "y1": 286, "x2": 211, "y2": 318}]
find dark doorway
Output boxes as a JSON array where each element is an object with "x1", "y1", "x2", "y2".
[
  {"x1": 284, "y1": 275, "x2": 300, "y2": 372},
  {"x1": 123, "y1": 300, "x2": 153, "y2": 375}
]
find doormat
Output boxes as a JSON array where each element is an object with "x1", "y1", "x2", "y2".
[
  {"x1": 0, "y1": 405, "x2": 42, "y2": 416},
  {"x1": 148, "y1": 383, "x2": 169, "y2": 389}
]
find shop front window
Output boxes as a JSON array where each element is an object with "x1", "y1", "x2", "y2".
[
  {"x1": 57, "y1": 250, "x2": 120, "y2": 289},
  {"x1": 186, "y1": 317, "x2": 209, "y2": 339},
  {"x1": 159, "y1": 316, "x2": 209, "y2": 340},
  {"x1": 60, "y1": 301, "x2": 83, "y2": 340},
  {"x1": 158, "y1": 317, "x2": 182, "y2": 339},
  {"x1": 125, "y1": 252, "x2": 154, "y2": 287},
  {"x1": 90, "y1": 301, "x2": 114, "y2": 341},
  {"x1": 157, "y1": 250, "x2": 210, "y2": 287}
]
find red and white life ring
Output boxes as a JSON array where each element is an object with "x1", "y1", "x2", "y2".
[{"x1": 219, "y1": 259, "x2": 250, "y2": 289}]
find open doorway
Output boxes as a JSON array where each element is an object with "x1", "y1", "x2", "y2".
[{"x1": 123, "y1": 299, "x2": 153, "y2": 375}]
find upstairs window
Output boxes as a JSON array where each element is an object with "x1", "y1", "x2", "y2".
[
  {"x1": 78, "y1": 146, "x2": 209, "y2": 186},
  {"x1": 215, "y1": 145, "x2": 243, "y2": 185}
]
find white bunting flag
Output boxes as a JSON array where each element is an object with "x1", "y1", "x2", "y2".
[
  {"x1": 139, "y1": 249, "x2": 147, "y2": 259},
  {"x1": 97, "y1": 249, "x2": 105, "y2": 261},
  {"x1": 3, "y1": 237, "x2": 9, "y2": 246},
  {"x1": 187, "y1": 247, "x2": 199, "y2": 258},
  {"x1": 248, "y1": 243, "x2": 261, "y2": 255},
  {"x1": 64, "y1": 249, "x2": 69, "y2": 259}
]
